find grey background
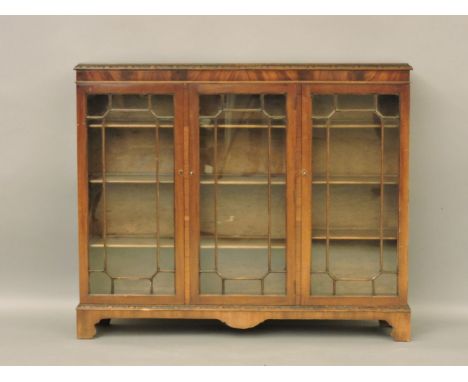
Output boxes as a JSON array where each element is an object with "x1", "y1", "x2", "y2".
[{"x1": 1, "y1": 16, "x2": 467, "y2": 365}]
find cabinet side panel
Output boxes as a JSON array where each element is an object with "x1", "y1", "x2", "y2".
[
  {"x1": 398, "y1": 84, "x2": 410, "y2": 302},
  {"x1": 77, "y1": 86, "x2": 89, "y2": 300}
]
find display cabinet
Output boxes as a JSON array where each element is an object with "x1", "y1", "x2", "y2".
[{"x1": 76, "y1": 64, "x2": 411, "y2": 341}]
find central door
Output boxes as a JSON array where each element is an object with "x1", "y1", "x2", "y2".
[{"x1": 189, "y1": 84, "x2": 297, "y2": 304}]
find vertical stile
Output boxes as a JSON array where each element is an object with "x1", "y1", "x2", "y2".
[
  {"x1": 214, "y1": 102, "x2": 221, "y2": 294},
  {"x1": 266, "y1": 95, "x2": 273, "y2": 295},
  {"x1": 102, "y1": 95, "x2": 111, "y2": 293},
  {"x1": 325, "y1": 115, "x2": 333, "y2": 295},
  {"x1": 378, "y1": 95, "x2": 385, "y2": 296},
  {"x1": 149, "y1": 94, "x2": 162, "y2": 293}
]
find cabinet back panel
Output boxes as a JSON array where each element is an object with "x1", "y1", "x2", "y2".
[
  {"x1": 89, "y1": 183, "x2": 175, "y2": 237},
  {"x1": 312, "y1": 128, "x2": 399, "y2": 178},
  {"x1": 105, "y1": 129, "x2": 174, "y2": 175},
  {"x1": 200, "y1": 184, "x2": 285, "y2": 238},
  {"x1": 200, "y1": 128, "x2": 286, "y2": 176},
  {"x1": 312, "y1": 184, "x2": 398, "y2": 234}
]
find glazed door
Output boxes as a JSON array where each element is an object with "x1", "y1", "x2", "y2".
[
  {"x1": 78, "y1": 84, "x2": 185, "y2": 304},
  {"x1": 301, "y1": 84, "x2": 409, "y2": 305},
  {"x1": 189, "y1": 84, "x2": 297, "y2": 304}
]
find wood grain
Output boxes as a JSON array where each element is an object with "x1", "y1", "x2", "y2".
[{"x1": 75, "y1": 64, "x2": 411, "y2": 83}]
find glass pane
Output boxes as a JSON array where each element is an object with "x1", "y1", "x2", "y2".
[
  {"x1": 87, "y1": 94, "x2": 176, "y2": 295},
  {"x1": 199, "y1": 94, "x2": 287, "y2": 296},
  {"x1": 311, "y1": 94, "x2": 399, "y2": 296}
]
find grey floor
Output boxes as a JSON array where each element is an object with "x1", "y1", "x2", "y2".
[{"x1": 1, "y1": 299, "x2": 467, "y2": 365}]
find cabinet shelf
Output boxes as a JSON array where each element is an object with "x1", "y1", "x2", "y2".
[
  {"x1": 312, "y1": 175, "x2": 398, "y2": 185},
  {"x1": 200, "y1": 175, "x2": 285, "y2": 185},
  {"x1": 89, "y1": 173, "x2": 174, "y2": 184},
  {"x1": 88, "y1": 123, "x2": 174, "y2": 129},
  {"x1": 89, "y1": 236, "x2": 286, "y2": 249},
  {"x1": 312, "y1": 228, "x2": 397, "y2": 240},
  {"x1": 200, "y1": 124, "x2": 285, "y2": 129},
  {"x1": 313, "y1": 123, "x2": 399, "y2": 129},
  {"x1": 89, "y1": 174, "x2": 288, "y2": 185},
  {"x1": 200, "y1": 237, "x2": 286, "y2": 249}
]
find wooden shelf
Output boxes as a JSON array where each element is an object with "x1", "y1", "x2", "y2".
[
  {"x1": 200, "y1": 175, "x2": 285, "y2": 185},
  {"x1": 89, "y1": 173, "x2": 174, "y2": 184},
  {"x1": 88, "y1": 123, "x2": 174, "y2": 129},
  {"x1": 200, "y1": 124, "x2": 285, "y2": 129},
  {"x1": 89, "y1": 174, "x2": 397, "y2": 185},
  {"x1": 89, "y1": 174, "x2": 286, "y2": 185},
  {"x1": 313, "y1": 123, "x2": 399, "y2": 129},
  {"x1": 312, "y1": 228, "x2": 397, "y2": 240},
  {"x1": 89, "y1": 236, "x2": 174, "y2": 248},
  {"x1": 313, "y1": 113, "x2": 399, "y2": 129},
  {"x1": 312, "y1": 175, "x2": 398, "y2": 185},
  {"x1": 90, "y1": 236, "x2": 286, "y2": 249},
  {"x1": 200, "y1": 237, "x2": 286, "y2": 249}
]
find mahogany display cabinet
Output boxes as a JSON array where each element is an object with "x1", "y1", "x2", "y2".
[{"x1": 75, "y1": 64, "x2": 412, "y2": 341}]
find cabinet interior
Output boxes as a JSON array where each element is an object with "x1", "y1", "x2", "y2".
[
  {"x1": 85, "y1": 91, "x2": 401, "y2": 298},
  {"x1": 87, "y1": 94, "x2": 176, "y2": 295},
  {"x1": 310, "y1": 94, "x2": 400, "y2": 297},
  {"x1": 198, "y1": 94, "x2": 287, "y2": 296}
]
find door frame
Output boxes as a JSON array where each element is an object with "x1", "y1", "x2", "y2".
[
  {"x1": 77, "y1": 83, "x2": 186, "y2": 304},
  {"x1": 188, "y1": 83, "x2": 297, "y2": 305},
  {"x1": 300, "y1": 83, "x2": 410, "y2": 306}
]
